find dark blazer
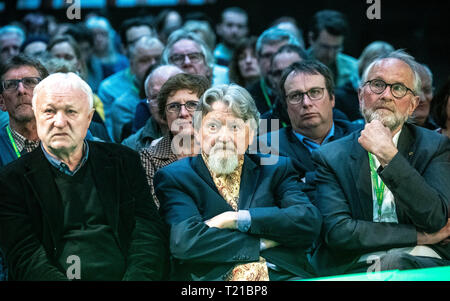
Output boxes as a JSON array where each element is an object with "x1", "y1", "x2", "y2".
[
  {"x1": 259, "y1": 119, "x2": 362, "y2": 183},
  {"x1": 311, "y1": 123, "x2": 450, "y2": 276},
  {"x1": 153, "y1": 153, "x2": 322, "y2": 280},
  {"x1": 0, "y1": 141, "x2": 169, "y2": 280}
]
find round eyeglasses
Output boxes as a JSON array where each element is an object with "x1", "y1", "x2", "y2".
[
  {"x1": 286, "y1": 87, "x2": 325, "y2": 105},
  {"x1": 364, "y1": 79, "x2": 416, "y2": 99}
]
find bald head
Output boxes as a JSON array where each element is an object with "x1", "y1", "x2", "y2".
[
  {"x1": 144, "y1": 64, "x2": 183, "y2": 125},
  {"x1": 144, "y1": 64, "x2": 183, "y2": 99}
]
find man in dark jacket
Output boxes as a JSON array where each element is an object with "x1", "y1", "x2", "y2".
[
  {"x1": 311, "y1": 50, "x2": 450, "y2": 277},
  {"x1": 0, "y1": 72, "x2": 168, "y2": 280}
]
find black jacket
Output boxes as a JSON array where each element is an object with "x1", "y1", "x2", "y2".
[{"x1": 0, "y1": 141, "x2": 169, "y2": 280}]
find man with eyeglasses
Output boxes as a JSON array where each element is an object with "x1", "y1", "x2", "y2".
[
  {"x1": 0, "y1": 55, "x2": 49, "y2": 169},
  {"x1": 260, "y1": 60, "x2": 361, "y2": 197},
  {"x1": 307, "y1": 10, "x2": 358, "y2": 90},
  {"x1": 310, "y1": 50, "x2": 450, "y2": 277}
]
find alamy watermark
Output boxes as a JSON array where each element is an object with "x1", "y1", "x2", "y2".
[
  {"x1": 66, "y1": 255, "x2": 81, "y2": 280},
  {"x1": 66, "y1": 0, "x2": 81, "y2": 20},
  {"x1": 366, "y1": 0, "x2": 381, "y2": 20}
]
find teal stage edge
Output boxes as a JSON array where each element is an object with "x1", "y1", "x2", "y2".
[{"x1": 303, "y1": 265, "x2": 450, "y2": 281}]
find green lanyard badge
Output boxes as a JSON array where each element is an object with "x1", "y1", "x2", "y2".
[
  {"x1": 368, "y1": 152, "x2": 385, "y2": 220},
  {"x1": 6, "y1": 126, "x2": 21, "y2": 158}
]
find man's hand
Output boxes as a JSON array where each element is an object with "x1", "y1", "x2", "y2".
[
  {"x1": 358, "y1": 120, "x2": 399, "y2": 167},
  {"x1": 417, "y1": 218, "x2": 450, "y2": 245},
  {"x1": 205, "y1": 211, "x2": 238, "y2": 229}
]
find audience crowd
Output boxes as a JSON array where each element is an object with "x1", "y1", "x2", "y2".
[{"x1": 0, "y1": 6, "x2": 448, "y2": 281}]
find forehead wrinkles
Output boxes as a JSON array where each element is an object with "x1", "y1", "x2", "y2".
[
  {"x1": 369, "y1": 59, "x2": 415, "y2": 87},
  {"x1": 38, "y1": 89, "x2": 88, "y2": 106},
  {"x1": 172, "y1": 40, "x2": 200, "y2": 54},
  {"x1": 3, "y1": 66, "x2": 40, "y2": 80}
]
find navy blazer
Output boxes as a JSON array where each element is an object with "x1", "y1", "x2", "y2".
[
  {"x1": 154, "y1": 153, "x2": 322, "y2": 280},
  {"x1": 311, "y1": 123, "x2": 450, "y2": 276},
  {"x1": 0, "y1": 141, "x2": 169, "y2": 280}
]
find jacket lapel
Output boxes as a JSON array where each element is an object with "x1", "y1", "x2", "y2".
[
  {"x1": 24, "y1": 148, "x2": 64, "y2": 248},
  {"x1": 191, "y1": 154, "x2": 220, "y2": 195},
  {"x1": 238, "y1": 154, "x2": 260, "y2": 210},
  {"x1": 349, "y1": 134, "x2": 373, "y2": 221},
  {"x1": 89, "y1": 142, "x2": 119, "y2": 233},
  {"x1": 191, "y1": 153, "x2": 261, "y2": 211},
  {"x1": 392, "y1": 124, "x2": 416, "y2": 223}
]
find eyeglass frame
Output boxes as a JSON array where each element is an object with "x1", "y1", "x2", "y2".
[
  {"x1": 165, "y1": 101, "x2": 199, "y2": 114},
  {"x1": 169, "y1": 52, "x2": 204, "y2": 65},
  {"x1": 1, "y1": 77, "x2": 42, "y2": 92},
  {"x1": 285, "y1": 87, "x2": 326, "y2": 105},
  {"x1": 363, "y1": 79, "x2": 416, "y2": 99}
]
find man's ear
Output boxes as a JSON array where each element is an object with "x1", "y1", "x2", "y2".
[
  {"x1": 88, "y1": 108, "x2": 95, "y2": 123},
  {"x1": 357, "y1": 87, "x2": 364, "y2": 107},
  {"x1": 409, "y1": 95, "x2": 420, "y2": 115},
  {"x1": 330, "y1": 93, "x2": 335, "y2": 108}
]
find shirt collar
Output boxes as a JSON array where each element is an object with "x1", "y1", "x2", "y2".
[
  {"x1": 41, "y1": 140, "x2": 89, "y2": 176},
  {"x1": 9, "y1": 126, "x2": 39, "y2": 153},
  {"x1": 293, "y1": 123, "x2": 335, "y2": 153}
]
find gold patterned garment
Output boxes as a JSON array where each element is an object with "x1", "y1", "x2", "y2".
[{"x1": 202, "y1": 153, "x2": 270, "y2": 281}]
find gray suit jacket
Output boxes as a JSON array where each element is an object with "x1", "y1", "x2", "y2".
[{"x1": 310, "y1": 123, "x2": 450, "y2": 276}]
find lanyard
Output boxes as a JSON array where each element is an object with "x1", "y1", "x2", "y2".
[
  {"x1": 6, "y1": 126, "x2": 21, "y2": 158},
  {"x1": 260, "y1": 78, "x2": 273, "y2": 110},
  {"x1": 368, "y1": 152, "x2": 385, "y2": 220}
]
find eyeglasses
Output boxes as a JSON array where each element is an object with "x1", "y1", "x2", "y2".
[
  {"x1": 286, "y1": 87, "x2": 325, "y2": 105},
  {"x1": 2, "y1": 77, "x2": 41, "y2": 92},
  {"x1": 364, "y1": 79, "x2": 416, "y2": 99},
  {"x1": 169, "y1": 52, "x2": 204, "y2": 65},
  {"x1": 166, "y1": 101, "x2": 199, "y2": 114}
]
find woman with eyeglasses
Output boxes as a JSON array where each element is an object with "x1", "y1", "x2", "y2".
[{"x1": 140, "y1": 73, "x2": 210, "y2": 207}]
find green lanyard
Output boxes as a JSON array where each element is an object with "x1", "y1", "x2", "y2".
[
  {"x1": 260, "y1": 78, "x2": 273, "y2": 110},
  {"x1": 6, "y1": 126, "x2": 21, "y2": 158},
  {"x1": 368, "y1": 152, "x2": 385, "y2": 220}
]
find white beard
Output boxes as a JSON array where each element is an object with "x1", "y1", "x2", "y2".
[
  {"x1": 361, "y1": 101, "x2": 408, "y2": 132},
  {"x1": 207, "y1": 144, "x2": 239, "y2": 175}
]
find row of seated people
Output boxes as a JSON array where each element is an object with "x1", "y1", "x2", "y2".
[{"x1": 0, "y1": 48, "x2": 448, "y2": 280}]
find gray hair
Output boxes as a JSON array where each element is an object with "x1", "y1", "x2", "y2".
[
  {"x1": 182, "y1": 20, "x2": 216, "y2": 52},
  {"x1": 194, "y1": 84, "x2": 260, "y2": 131},
  {"x1": 161, "y1": 29, "x2": 214, "y2": 70},
  {"x1": 256, "y1": 27, "x2": 301, "y2": 56},
  {"x1": 0, "y1": 25, "x2": 25, "y2": 44},
  {"x1": 129, "y1": 36, "x2": 164, "y2": 59},
  {"x1": 360, "y1": 49, "x2": 422, "y2": 95},
  {"x1": 143, "y1": 64, "x2": 183, "y2": 98},
  {"x1": 32, "y1": 72, "x2": 94, "y2": 110}
]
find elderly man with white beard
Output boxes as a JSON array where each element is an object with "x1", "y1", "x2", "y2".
[
  {"x1": 310, "y1": 50, "x2": 450, "y2": 277},
  {"x1": 153, "y1": 84, "x2": 322, "y2": 281}
]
